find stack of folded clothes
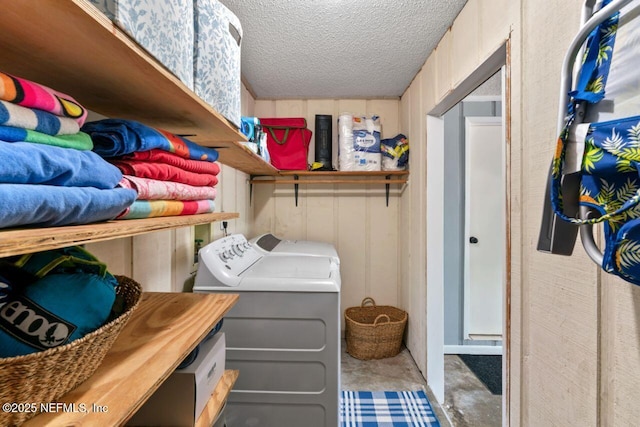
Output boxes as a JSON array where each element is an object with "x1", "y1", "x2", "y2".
[
  {"x1": 0, "y1": 72, "x2": 136, "y2": 228},
  {"x1": 82, "y1": 119, "x2": 220, "y2": 219}
]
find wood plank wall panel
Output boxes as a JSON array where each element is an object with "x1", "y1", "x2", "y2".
[
  {"x1": 85, "y1": 238, "x2": 132, "y2": 277},
  {"x1": 450, "y1": 0, "x2": 480, "y2": 88},
  {"x1": 399, "y1": 0, "x2": 519, "y2": 423},
  {"x1": 212, "y1": 83, "x2": 254, "y2": 241},
  {"x1": 434, "y1": 30, "x2": 452, "y2": 105},
  {"x1": 131, "y1": 230, "x2": 174, "y2": 291},
  {"x1": 399, "y1": 86, "x2": 412, "y2": 344},
  {"x1": 403, "y1": 0, "x2": 636, "y2": 424},
  {"x1": 238, "y1": 83, "x2": 255, "y2": 235},
  {"x1": 173, "y1": 227, "x2": 194, "y2": 292},
  {"x1": 478, "y1": 0, "x2": 513, "y2": 56},
  {"x1": 505, "y1": 19, "x2": 523, "y2": 426},
  {"x1": 366, "y1": 100, "x2": 401, "y2": 307},
  {"x1": 252, "y1": 98, "x2": 401, "y2": 326},
  {"x1": 337, "y1": 186, "x2": 368, "y2": 320},
  {"x1": 418, "y1": 57, "x2": 437, "y2": 380},
  {"x1": 521, "y1": 1, "x2": 598, "y2": 425},
  {"x1": 601, "y1": 279, "x2": 640, "y2": 425},
  {"x1": 408, "y1": 73, "x2": 427, "y2": 372}
]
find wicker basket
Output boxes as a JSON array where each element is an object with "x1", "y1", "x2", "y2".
[
  {"x1": 0, "y1": 275, "x2": 142, "y2": 426},
  {"x1": 345, "y1": 297, "x2": 408, "y2": 360}
]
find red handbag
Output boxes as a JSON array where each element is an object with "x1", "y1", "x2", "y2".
[{"x1": 260, "y1": 118, "x2": 312, "y2": 170}]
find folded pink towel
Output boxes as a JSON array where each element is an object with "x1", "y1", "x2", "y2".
[
  {"x1": 0, "y1": 71, "x2": 87, "y2": 126},
  {"x1": 120, "y1": 175, "x2": 218, "y2": 201}
]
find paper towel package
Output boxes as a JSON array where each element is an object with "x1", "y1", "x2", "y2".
[
  {"x1": 338, "y1": 114, "x2": 382, "y2": 171},
  {"x1": 128, "y1": 332, "x2": 226, "y2": 426}
]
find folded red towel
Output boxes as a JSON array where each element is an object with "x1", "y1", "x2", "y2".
[
  {"x1": 111, "y1": 160, "x2": 218, "y2": 187},
  {"x1": 120, "y1": 149, "x2": 221, "y2": 175}
]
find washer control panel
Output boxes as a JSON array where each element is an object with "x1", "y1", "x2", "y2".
[{"x1": 195, "y1": 234, "x2": 262, "y2": 287}]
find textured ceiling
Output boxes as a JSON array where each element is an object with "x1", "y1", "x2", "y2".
[{"x1": 219, "y1": 0, "x2": 468, "y2": 99}]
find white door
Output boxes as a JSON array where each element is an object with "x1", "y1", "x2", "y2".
[{"x1": 464, "y1": 116, "x2": 504, "y2": 340}]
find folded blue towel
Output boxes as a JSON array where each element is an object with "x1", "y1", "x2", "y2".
[
  {"x1": 0, "y1": 125, "x2": 93, "y2": 150},
  {"x1": 0, "y1": 141, "x2": 123, "y2": 189},
  {"x1": 0, "y1": 184, "x2": 136, "y2": 228},
  {"x1": 82, "y1": 119, "x2": 219, "y2": 162}
]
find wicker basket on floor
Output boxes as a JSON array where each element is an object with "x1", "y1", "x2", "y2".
[
  {"x1": 0, "y1": 275, "x2": 142, "y2": 426},
  {"x1": 345, "y1": 297, "x2": 408, "y2": 360}
]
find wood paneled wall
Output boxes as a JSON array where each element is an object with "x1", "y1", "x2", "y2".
[
  {"x1": 252, "y1": 99, "x2": 402, "y2": 324},
  {"x1": 403, "y1": 0, "x2": 640, "y2": 425},
  {"x1": 400, "y1": 0, "x2": 524, "y2": 423}
]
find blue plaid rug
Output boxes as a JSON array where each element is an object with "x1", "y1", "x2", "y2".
[{"x1": 341, "y1": 390, "x2": 441, "y2": 427}]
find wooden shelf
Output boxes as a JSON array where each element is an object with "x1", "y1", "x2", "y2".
[
  {"x1": 251, "y1": 170, "x2": 409, "y2": 183},
  {"x1": 249, "y1": 170, "x2": 409, "y2": 206},
  {"x1": 195, "y1": 370, "x2": 239, "y2": 427},
  {"x1": 0, "y1": 212, "x2": 239, "y2": 258},
  {"x1": 0, "y1": 1, "x2": 277, "y2": 176},
  {"x1": 23, "y1": 292, "x2": 239, "y2": 427},
  {"x1": 217, "y1": 144, "x2": 278, "y2": 175},
  {"x1": 277, "y1": 170, "x2": 409, "y2": 177}
]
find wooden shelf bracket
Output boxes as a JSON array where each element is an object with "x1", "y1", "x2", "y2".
[{"x1": 248, "y1": 170, "x2": 409, "y2": 207}]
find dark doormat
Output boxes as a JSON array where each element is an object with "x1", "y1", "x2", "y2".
[{"x1": 458, "y1": 354, "x2": 502, "y2": 395}]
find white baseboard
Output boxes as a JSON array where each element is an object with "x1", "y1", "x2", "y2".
[{"x1": 444, "y1": 345, "x2": 503, "y2": 355}]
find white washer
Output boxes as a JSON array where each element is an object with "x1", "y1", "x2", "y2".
[
  {"x1": 249, "y1": 233, "x2": 340, "y2": 264},
  {"x1": 193, "y1": 234, "x2": 341, "y2": 427}
]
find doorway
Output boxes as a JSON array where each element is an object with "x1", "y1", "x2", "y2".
[{"x1": 425, "y1": 43, "x2": 510, "y2": 426}]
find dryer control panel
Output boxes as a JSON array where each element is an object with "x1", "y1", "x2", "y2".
[{"x1": 195, "y1": 234, "x2": 262, "y2": 287}]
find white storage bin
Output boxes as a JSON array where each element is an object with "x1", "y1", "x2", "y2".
[
  {"x1": 88, "y1": 0, "x2": 194, "y2": 89},
  {"x1": 194, "y1": 0, "x2": 243, "y2": 128}
]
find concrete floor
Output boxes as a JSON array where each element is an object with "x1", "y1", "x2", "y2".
[
  {"x1": 444, "y1": 355, "x2": 502, "y2": 427},
  {"x1": 340, "y1": 341, "x2": 502, "y2": 426}
]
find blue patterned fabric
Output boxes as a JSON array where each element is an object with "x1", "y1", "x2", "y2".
[
  {"x1": 608, "y1": 217, "x2": 640, "y2": 285},
  {"x1": 570, "y1": 0, "x2": 618, "y2": 104},
  {"x1": 551, "y1": 5, "x2": 621, "y2": 223},
  {"x1": 578, "y1": 116, "x2": 640, "y2": 225},
  {"x1": 341, "y1": 391, "x2": 440, "y2": 427},
  {"x1": 548, "y1": 2, "x2": 640, "y2": 285},
  {"x1": 194, "y1": 0, "x2": 242, "y2": 128},
  {"x1": 580, "y1": 117, "x2": 640, "y2": 281},
  {"x1": 88, "y1": 0, "x2": 194, "y2": 89}
]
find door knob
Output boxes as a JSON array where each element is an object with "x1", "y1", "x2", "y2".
[{"x1": 469, "y1": 236, "x2": 479, "y2": 244}]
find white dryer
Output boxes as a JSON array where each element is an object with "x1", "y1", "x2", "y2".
[
  {"x1": 249, "y1": 233, "x2": 340, "y2": 264},
  {"x1": 193, "y1": 234, "x2": 340, "y2": 427}
]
